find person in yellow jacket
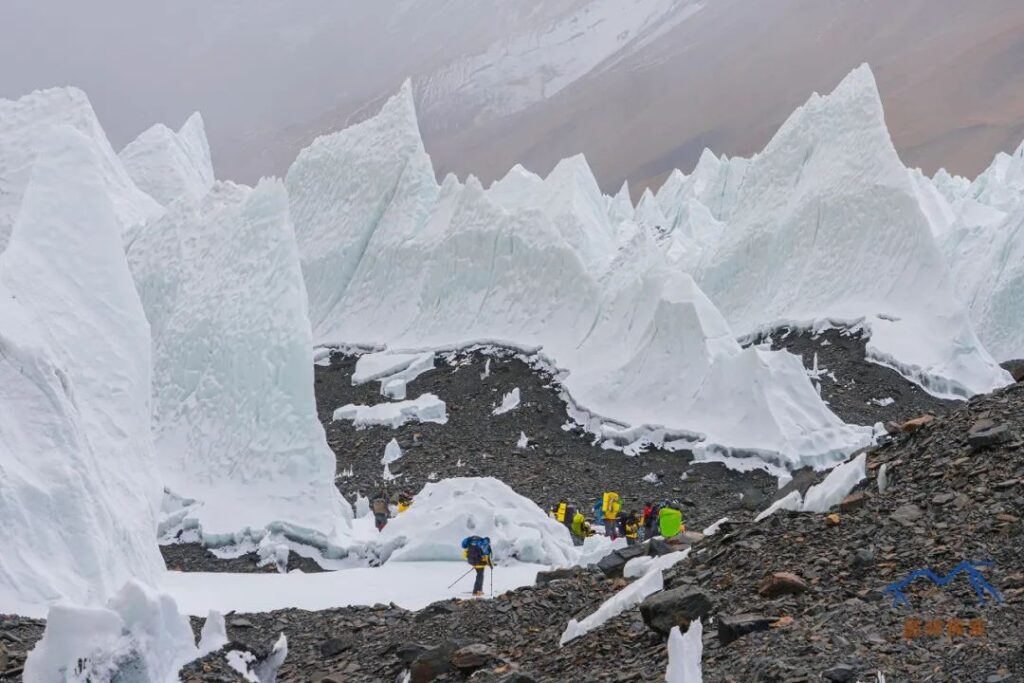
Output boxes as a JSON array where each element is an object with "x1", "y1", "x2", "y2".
[
  {"x1": 569, "y1": 510, "x2": 593, "y2": 545},
  {"x1": 397, "y1": 491, "x2": 413, "y2": 513},
  {"x1": 601, "y1": 492, "x2": 622, "y2": 539}
]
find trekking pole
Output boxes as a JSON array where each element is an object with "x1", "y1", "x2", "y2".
[
  {"x1": 490, "y1": 561, "x2": 494, "y2": 598},
  {"x1": 447, "y1": 567, "x2": 475, "y2": 589}
]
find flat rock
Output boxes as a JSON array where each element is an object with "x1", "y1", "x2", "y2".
[
  {"x1": 717, "y1": 613, "x2": 778, "y2": 645},
  {"x1": 900, "y1": 415, "x2": 935, "y2": 432},
  {"x1": 969, "y1": 425, "x2": 1012, "y2": 451},
  {"x1": 758, "y1": 571, "x2": 808, "y2": 598},
  {"x1": 451, "y1": 643, "x2": 495, "y2": 671},
  {"x1": 839, "y1": 491, "x2": 868, "y2": 511},
  {"x1": 891, "y1": 504, "x2": 923, "y2": 525}
]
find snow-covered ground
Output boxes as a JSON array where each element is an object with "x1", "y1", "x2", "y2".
[{"x1": 161, "y1": 562, "x2": 546, "y2": 617}]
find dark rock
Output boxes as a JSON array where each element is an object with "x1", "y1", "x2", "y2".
[
  {"x1": 717, "y1": 613, "x2": 777, "y2": 645},
  {"x1": 639, "y1": 587, "x2": 714, "y2": 635},
  {"x1": 969, "y1": 425, "x2": 1012, "y2": 451},
  {"x1": 411, "y1": 641, "x2": 466, "y2": 683},
  {"x1": 851, "y1": 548, "x2": 875, "y2": 567},
  {"x1": 319, "y1": 636, "x2": 354, "y2": 658},
  {"x1": 757, "y1": 571, "x2": 808, "y2": 598},
  {"x1": 414, "y1": 602, "x2": 455, "y2": 622},
  {"x1": 740, "y1": 488, "x2": 768, "y2": 511},
  {"x1": 646, "y1": 538, "x2": 673, "y2": 557},
  {"x1": 823, "y1": 663, "x2": 857, "y2": 682},
  {"x1": 597, "y1": 545, "x2": 647, "y2": 578},
  {"x1": 932, "y1": 492, "x2": 956, "y2": 505},
  {"x1": 891, "y1": 504, "x2": 923, "y2": 525},
  {"x1": 497, "y1": 674, "x2": 539, "y2": 683},
  {"x1": 839, "y1": 491, "x2": 867, "y2": 512},
  {"x1": 395, "y1": 642, "x2": 429, "y2": 666},
  {"x1": 535, "y1": 568, "x2": 576, "y2": 586},
  {"x1": 451, "y1": 643, "x2": 495, "y2": 671}
]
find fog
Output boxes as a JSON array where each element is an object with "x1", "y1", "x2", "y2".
[{"x1": 4, "y1": 0, "x2": 1024, "y2": 191}]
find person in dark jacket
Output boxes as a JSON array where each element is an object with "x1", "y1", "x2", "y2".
[{"x1": 461, "y1": 536, "x2": 493, "y2": 596}]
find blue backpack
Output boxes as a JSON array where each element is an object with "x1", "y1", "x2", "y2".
[{"x1": 462, "y1": 536, "x2": 492, "y2": 565}]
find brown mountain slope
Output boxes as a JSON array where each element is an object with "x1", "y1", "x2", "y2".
[{"x1": 419, "y1": 0, "x2": 1024, "y2": 195}]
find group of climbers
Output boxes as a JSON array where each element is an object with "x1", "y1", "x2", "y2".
[
  {"x1": 549, "y1": 491, "x2": 683, "y2": 544},
  {"x1": 371, "y1": 489, "x2": 414, "y2": 531}
]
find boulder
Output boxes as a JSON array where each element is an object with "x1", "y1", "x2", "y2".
[
  {"x1": 451, "y1": 643, "x2": 495, "y2": 671},
  {"x1": 319, "y1": 636, "x2": 354, "y2": 658},
  {"x1": 826, "y1": 513, "x2": 841, "y2": 526},
  {"x1": 410, "y1": 640, "x2": 468, "y2": 683},
  {"x1": 757, "y1": 572, "x2": 808, "y2": 598},
  {"x1": 596, "y1": 545, "x2": 647, "y2": 578},
  {"x1": 414, "y1": 602, "x2": 455, "y2": 623},
  {"x1": 717, "y1": 613, "x2": 778, "y2": 645},
  {"x1": 968, "y1": 425, "x2": 1012, "y2": 452},
  {"x1": 639, "y1": 587, "x2": 714, "y2": 635},
  {"x1": 535, "y1": 568, "x2": 576, "y2": 586},
  {"x1": 646, "y1": 538, "x2": 674, "y2": 557},
  {"x1": 851, "y1": 548, "x2": 875, "y2": 568},
  {"x1": 839, "y1": 492, "x2": 868, "y2": 512}
]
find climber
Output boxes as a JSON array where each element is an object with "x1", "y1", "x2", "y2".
[
  {"x1": 658, "y1": 500, "x2": 685, "y2": 538},
  {"x1": 601, "y1": 491, "x2": 622, "y2": 539},
  {"x1": 397, "y1": 491, "x2": 413, "y2": 513},
  {"x1": 570, "y1": 508, "x2": 594, "y2": 545},
  {"x1": 620, "y1": 511, "x2": 640, "y2": 545},
  {"x1": 461, "y1": 535, "x2": 493, "y2": 597},
  {"x1": 641, "y1": 501, "x2": 655, "y2": 539},
  {"x1": 371, "y1": 493, "x2": 390, "y2": 532},
  {"x1": 555, "y1": 500, "x2": 577, "y2": 533}
]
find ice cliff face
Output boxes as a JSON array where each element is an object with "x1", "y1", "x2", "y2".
[
  {"x1": 0, "y1": 128, "x2": 164, "y2": 608},
  {"x1": 692, "y1": 65, "x2": 1010, "y2": 399},
  {"x1": 119, "y1": 112, "x2": 215, "y2": 207},
  {"x1": 128, "y1": 178, "x2": 350, "y2": 548},
  {"x1": 289, "y1": 85, "x2": 871, "y2": 469},
  {"x1": 0, "y1": 88, "x2": 160, "y2": 253}
]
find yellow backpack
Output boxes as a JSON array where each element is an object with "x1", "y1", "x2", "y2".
[{"x1": 602, "y1": 492, "x2": 621, "y2": 518}]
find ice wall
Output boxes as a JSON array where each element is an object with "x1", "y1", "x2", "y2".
[
  {"x1": 0, "y1": 87, "x2": 160, "y2": 252},
  {"x1": 0, "y1": 128, "x2": 164, "y2": 609},
  {"x1": 119, "y1": 112, "x2": 215, "y2": 207},
  {"x1": 289, "y1": 85, "x2": 870, "y2": 469},
  {"x1": 693, "y1": 64, "x2": 1010, "y2": 398},
  {"x1": 128, "y1": 179, "x2": 350, "y2": 547}
]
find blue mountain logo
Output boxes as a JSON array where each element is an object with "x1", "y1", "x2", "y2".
[{"x1": 883, "y1": 560, "x2": 1004, "y2": 608}]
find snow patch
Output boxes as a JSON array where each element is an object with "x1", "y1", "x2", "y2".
[
  {"x1": 666, "y1": 619, "x2": 703, "y2": 682},
  {"x1": 493, "y1": 387, "x2": 521, "y2": 415},
  {"x1": 333, "y1": 394, "x2": 448, "y2": 428}
]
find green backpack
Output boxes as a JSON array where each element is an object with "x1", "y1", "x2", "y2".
[{"x1": 659, "y1": 507, "x2": 683, "y2": 538}]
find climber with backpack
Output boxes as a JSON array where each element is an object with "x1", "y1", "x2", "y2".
[
  {"x1": 621, "y1": 511, "x2": 640, "y2": 545},
  {"x1": 461, "y1": 535, "x2": 493, "y2": 597},
  {"x1": 371, "y1": 492, "x2": 390, "y2": 531},
  {"x1": 570, "y1": 508, "x2": 593, "y2": 545},
  {"x1": 601, "y1": 491, "x2": 622, "y2": 539}
]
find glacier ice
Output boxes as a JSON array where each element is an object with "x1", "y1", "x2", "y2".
[
  {"x1": 333, "y1": 394, "x2": 448, "y2": 429},
  {"x1": 127, "y1": 179, "x2": 350, "y2": 548},
  {"x1": 24, "y1": 581, "x2": 198, "y2": 683},
  {"x1": 0, "y1": 127, "x2": 164, "y2": 610},
  {"x1": 0, "y1": 87, "x2": 160, "y2": 253},
  {"x1": 693, "y1": 64, "x2": 1010, "y2": 399},
  {"x1": 376, "y1": 477, "x2": 578, "y2": 566},
  {"x1": 288, "y1": 84, "x2": 871, "y2": 470},
  {"x1": 935, "y1": 143, "x2": 1024, "y2": 361},
  {"x1": 119, "y1": 112, "x2": 215, "y2": 207},
  {"x1": 666, "y1": 619, "x2": 703, "y2": 683}
]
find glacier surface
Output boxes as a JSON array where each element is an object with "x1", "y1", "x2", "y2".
[
  {"x1": 0, "y1": 128, "x2": 164, "y2": 609},
  {"x1": 119, "y1": 112, "x2": 215, "y2": 208}
]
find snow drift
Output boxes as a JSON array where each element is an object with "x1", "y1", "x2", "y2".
[
  {"x1": 119, "y1": 112, "x2": 215, "y2": 207},
  {"x1": 288, "y1": 83, "x2": 870, "y2": 470},
  {"x1": 692, "y1": 65, "x2": 1010, "y2": 399},
  {"x1": 0, "y1": 87, "x2": 159, "y2": 252},
  {"x1": 0, "y1": 128, "x2": 164, "y2": 609},
  {"x1": 128, "y1": 179, "x2": 350, "y2": 549},
  {"x1": 376, "y1": 477, "x2": 578, "y2": 566}
]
